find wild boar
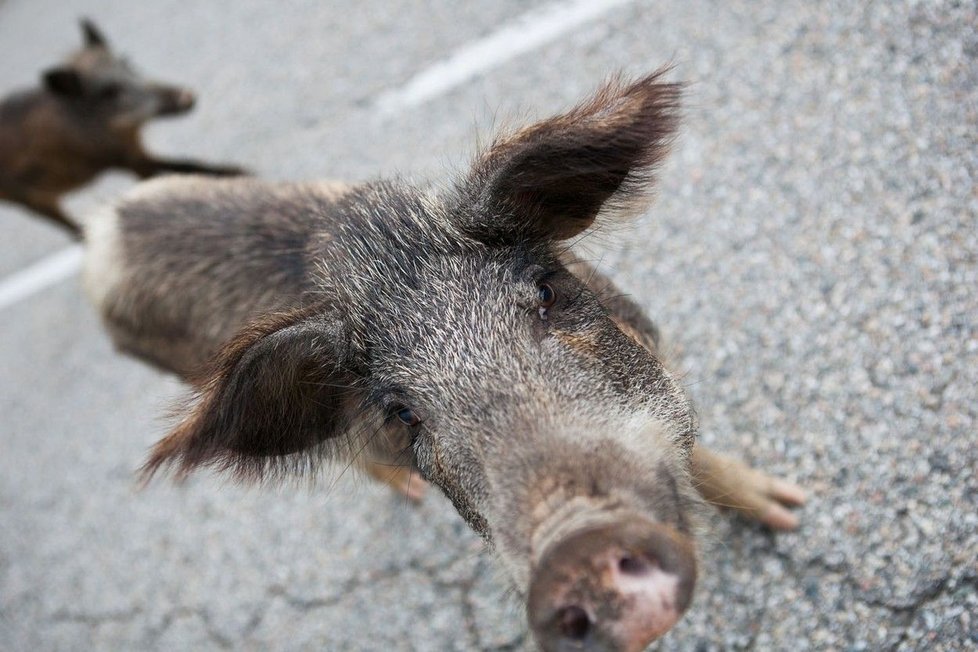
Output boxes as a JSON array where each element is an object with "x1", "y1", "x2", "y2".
[
  {"x1": 0, "y1": 19, "x2": 243, "y2": 237},
  {"x1": 81, "y1": 70, "x2": 804, "y2": 651}
]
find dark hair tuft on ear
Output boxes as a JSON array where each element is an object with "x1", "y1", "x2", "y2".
[
  {"x1": 80, "y1": 18, "x2": 109, "y2": 48},
  {"x1": 458, "y1": 67, "x2": 682, "y2": 244}
]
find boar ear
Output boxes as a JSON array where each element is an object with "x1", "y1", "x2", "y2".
[
  {"x1": 463, "y1": 69, "x2": 681, "y2": 242},
  {"x1": 141, "y1": 306, "x2": 361, "y2": 482},
  {"x1": 80, "y1": 18, "x2": 109, "y2": 48},
  {"x1": 43, "y1": 67, "x2": 86, "y2": 96}
]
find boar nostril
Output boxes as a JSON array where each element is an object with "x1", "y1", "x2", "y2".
[
  {"x1": 556, "y1": 605, "x2": 591, "y2": 641},
  {"x1": 618, "y1": 554, "x2": 654, "y2": 576}
]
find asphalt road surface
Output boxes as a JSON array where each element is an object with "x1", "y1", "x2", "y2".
[{"x1": 1, "y1": 1, "x2": 976, "y2": 650}]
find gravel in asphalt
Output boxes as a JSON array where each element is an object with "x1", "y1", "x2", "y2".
[{"x1": 1, "y1": 1, "x2": 976, "y2": 650}]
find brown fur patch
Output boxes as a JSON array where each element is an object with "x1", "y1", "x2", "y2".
[{"x1": 553, "y1": 329, "x2": 606, "y2": 358}]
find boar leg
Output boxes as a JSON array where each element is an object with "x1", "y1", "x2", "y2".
[
  {"x1": 364, "y1": 459, "x2": 428, "y2": 502},
  {"x1": 359, "y1": 427, "x2": 428, "y2": 501},
  {"x1": 18, "y1": 191, "x2": 81, "y2": 239},
  {"x1": 691, "y1": 446, "x2": 805, "y2": 530},
  {"x1": 129, "y1": 156, "x2": 248, "y2": 179}
]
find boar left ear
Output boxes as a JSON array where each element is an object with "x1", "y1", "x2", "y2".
[
  {"x1": 80, "y1": 18, "x2": 109, "y2": 48},
  {"x1": 461, "y1": 69, "x2": 681, "y2": 243},
  {"x1": 140, "y1": 306, "x2": 362, "y2": 482}
]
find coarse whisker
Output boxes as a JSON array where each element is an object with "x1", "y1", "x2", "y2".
[
  {"x1": 569, "y1": 253, "x2": 607, "y2": 305},
  {"x1": 324, "y1": 418, "x2": 388, "y2": 497},
  {"x1": 601, "y1": 292, "x2": 635, "y2": 303},
  {"x1": 297, "y1": 379, "x2": 363, "y2": 392},
  {"x1": 582, "y1": 253, "x2": 605, "y2": 288},
  {"x1": 381, "y1": 444, "x2": 420, "y2": 496}
]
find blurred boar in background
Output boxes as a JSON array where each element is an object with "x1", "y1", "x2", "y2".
[{"x1": 0, "y1": 19, "x2": 244, "y2": 238}]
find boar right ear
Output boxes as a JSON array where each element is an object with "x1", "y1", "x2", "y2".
[
  {"x1": 43, "y1": 67, "x2": 86, "y2": 96},
  {"x1": 461, "y1": 69, "x2": 681, "y2": 243},
  {"x1": 80, "y1": 18, "x2": 109, "y2": 48},
  {"x1": 141, "y1": 306, "x2": 361, "y2": 482}
]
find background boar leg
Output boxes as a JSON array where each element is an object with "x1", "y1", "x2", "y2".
[
  {"x1": 691, "y1": 446, "x2": 806, "y2": 530},
  {"x1": 128, "y1": 156, "x2": 247, "y2": 179},
  {"x1": 17, "y1": 191, "x2": 80, "y2": 238},
  {"x1": 364, "y1": 459, "x2": 428, "y2": 502}
]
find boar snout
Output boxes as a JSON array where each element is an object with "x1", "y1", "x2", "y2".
[
  {"x1": 154, "y1": 85, "x2": 196, "y2": 116},
  {"x1": 528, "y1": 519, "x2": 696, "y2": 652}
]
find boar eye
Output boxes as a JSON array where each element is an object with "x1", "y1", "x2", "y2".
[
  {"x1": 538, "y1": 283, "x2": 557, "y2": 320},
  {"x1": 396, "y1": 407, "x2": 422, "y2": 427}
]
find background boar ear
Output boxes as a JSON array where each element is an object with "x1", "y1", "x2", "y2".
[
  {"x1": 462, "y1": 69, "x2": 681, "y2": 242},
  {"x1": 80, "y1": 18, "x2": 109, "y2": 48},
  {"x1": 140, "y1": 306, "x2": 361, "y2": 482},
  {"x1": 43, "y1": 67, "x2": 86, "y2": 96}
]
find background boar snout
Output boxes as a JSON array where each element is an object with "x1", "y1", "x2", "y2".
[
  {"x1": 153, "y1": 85, "x2": 196, "y2": 116},
  {"x1": 528, "y1": 519, "x2": 696, "y2": 652}
]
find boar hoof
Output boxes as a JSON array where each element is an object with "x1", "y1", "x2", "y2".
[{"x1": 693, "y1": 449, "x2": 807, "y2": 531}]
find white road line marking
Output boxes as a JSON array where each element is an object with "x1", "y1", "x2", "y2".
[
  {"x1": 0, "y1": 244, "x2": 84, "y2": 311},
  {"x1": 375, "y1": 0, "x2": 635, "y2": 115},
  {"x1": 0, "y1": 0, "x2": 633, "y2": 312}
]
